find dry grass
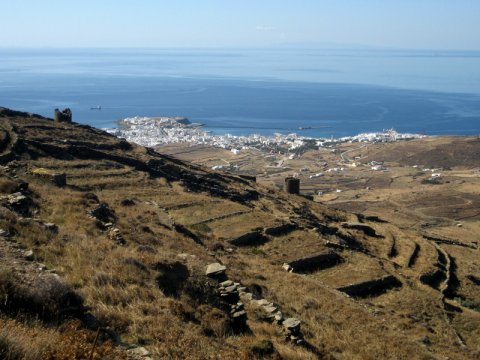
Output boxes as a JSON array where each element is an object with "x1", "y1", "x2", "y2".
[
  {"x1": 0, "y1": 317, "x2": 124, "y2": 360},
  {"x1": 1, "y1": 116, "x2": 480, "y2": 359}
]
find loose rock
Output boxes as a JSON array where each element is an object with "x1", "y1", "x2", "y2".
[
  {"x1": 220, "y1": 280, "x2": 234, "y2": 287},
  {"x1": 43, "y1": 223, "x2": 58, "y2": 233},
  {"x1": 205, "y1": 262, "x2": 226, "y2": 277},
  {"x1": 24, "y1": 250, "x2": 34, "y2": 261},
  {"x1": 0, "y1": 228, "x2": 10, "y2": 238},
  {"x1": 283, "y1": 317, "x2": 301, "y2": 331}
]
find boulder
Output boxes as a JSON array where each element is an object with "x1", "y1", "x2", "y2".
[
  {"x1": 282, "y1": 317, "x2": 304, "y2": 344},
  {"x1": 263, "y1": 305, "x2": 278, "y2": 314},
  {"x1": 220, "y1": 280, "x2": 233, "y2": 287},
  {"x1": 252, "y1": 299, "x2": 270, "y2": 307},
  {"x1": 0, "y1": 192, "x2": 33, "y2": 216},
  {"x1": 0, "y1": 228, "x2": 10, "y2": 238},
  {"x1": 127, "y1": 346, "x2": 152, "y2": 360},
  {"x1": 232, "y1": 310, "x2": 246, "y2": 319},
  {"x1": 24, "y1": 250, "x2": 34, "y2": 261},
  {"x1": 205, "y1": 263, "x2": 226, "y2": 278},
  {"x1": 274, "y1": 312, "x2": 284, "y2": 322},
  {"x1": 283, "y1": 317, "x2": 301, "y2": 331}
]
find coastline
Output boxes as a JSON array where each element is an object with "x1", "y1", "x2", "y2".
[{"x1": 105, "y1": 115, "x2": 427, "y2": 154}]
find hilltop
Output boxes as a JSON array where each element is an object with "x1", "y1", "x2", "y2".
[{"x1": 0, "y1": 108, "x2": 479, "y2": 359}]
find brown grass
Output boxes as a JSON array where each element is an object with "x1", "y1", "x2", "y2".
[{"x1": 2, "y1": 117, "x2": 480, "y2": 359}]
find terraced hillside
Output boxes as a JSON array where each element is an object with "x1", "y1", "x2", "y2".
[{"x1": 1, "y1": 108, "x2": 479, "y2": 359}]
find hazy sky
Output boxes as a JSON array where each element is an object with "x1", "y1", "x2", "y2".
[{"x1": 1, "y1": 1, "x2": 479, "y2": 50}]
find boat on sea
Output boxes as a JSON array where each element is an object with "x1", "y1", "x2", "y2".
[{"x1": 90, "y1": 105, "x2": 102, "y2": 110}]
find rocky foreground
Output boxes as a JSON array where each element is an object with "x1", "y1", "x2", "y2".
[{"x1": 0, "y1": 107, "x2": 479, "y2": 359}]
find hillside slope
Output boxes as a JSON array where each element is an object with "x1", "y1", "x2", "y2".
[{"x1": 1, "y1": 108, "x2": 479, "y2": 359}]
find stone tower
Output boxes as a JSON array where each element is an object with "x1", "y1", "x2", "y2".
[
  {"x1": 54, "y1": 108, "x2": 72, "y2": 123},
  {"x1": 284, "y1": 177, "x2": 300, "y2": 195}
]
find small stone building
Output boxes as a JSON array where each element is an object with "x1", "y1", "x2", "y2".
[{"x1": 284, "y1": 177, "x2": 300, "y2": 194}]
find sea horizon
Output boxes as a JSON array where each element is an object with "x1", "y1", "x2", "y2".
[{"x1": 1, "y1": 47, "x2": 479, "y2": 137}]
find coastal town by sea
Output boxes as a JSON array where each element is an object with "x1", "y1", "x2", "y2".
[{"x1": 106, "y1": 116, "x2": 426, "y2": 155}]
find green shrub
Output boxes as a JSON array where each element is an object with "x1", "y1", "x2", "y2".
[
  {"x1": 455, "y1": 297, "x2": 480, "y2": 312},
  {"x1": 421, "y1": 178, "x2": 442, "y2": 185}
]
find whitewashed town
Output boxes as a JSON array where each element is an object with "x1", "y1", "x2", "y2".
[{"x1": 106, "y1": 115, "x2": 426, "y2": 154}]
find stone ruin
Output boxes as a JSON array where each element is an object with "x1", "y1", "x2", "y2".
[
  {"x1": 31, "y1": 168, "x2": 66, "y2": 187},
  {"x1": 54, "y1": 108, "x2": 72, "y2": 123},
  {"x1": 205, "y1": 263, "x2": 248, "y2": 332},
  {"x1": 206, "y1": 263, "x2": 306, "y2": 345}
]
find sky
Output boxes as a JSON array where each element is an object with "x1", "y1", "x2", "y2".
[{"x1": 1, "y1": 1, "x2": 479, "y2": 50}]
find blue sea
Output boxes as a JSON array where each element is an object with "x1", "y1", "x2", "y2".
[{"x1": 0, "y1": 48, "x2": 479, "y2": 137}]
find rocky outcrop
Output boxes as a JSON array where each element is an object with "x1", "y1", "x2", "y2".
[
  {"x1": 337, "y1": 275, "x2": 402, "y2": 298},
  {"x1": 0, "y1": 191, "x2": 34, "y2": 216},
  {"x1": 285, "y1": 252, "x2": 342, "y2": 273}
]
